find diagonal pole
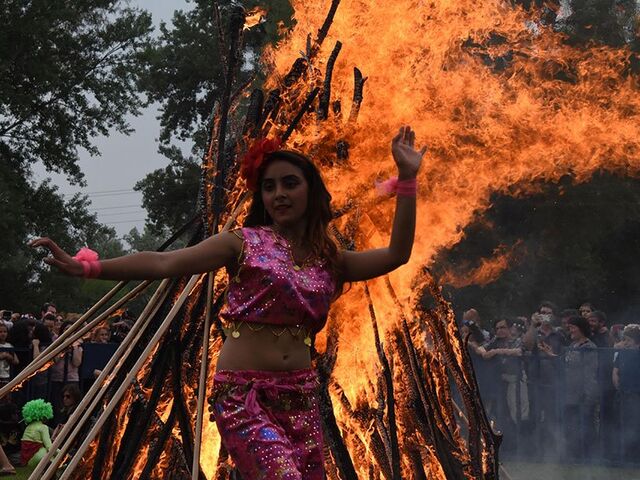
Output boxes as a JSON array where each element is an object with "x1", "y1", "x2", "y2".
[
  {"x1": 191, "y1": 192, "x2": 249, "y2": 479},
  {"x1": 57, "y1": 273, "x2": 204, "y2": 480},
  {"x1": 31, "y1": 278, "x2": 173, "y2": 480},
  {"x1": 0, "y1": 280, "x2": 151, "y2": 398}
]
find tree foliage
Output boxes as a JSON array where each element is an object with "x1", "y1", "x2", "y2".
[
  {"x1": 133, "y1": 0, "x2": 293, "y2": 234},
  {"x1": 1, "y1": 1, "x2": 153, "y2": 182},
  {"x1": 133, "y1": 145, "x2": 201, "y2": 237},
  {"x1": 0, "y1": 1, "x2": 152, "y2": 312}
]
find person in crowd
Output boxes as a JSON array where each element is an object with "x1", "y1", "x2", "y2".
[
  {"x1": 563, "y1": 315, "x2": 598, "y2": 459},
  {"x1": 523, "y1": 302, "x2": 567, "y2": 355},
  {"x1": 52, "y1": 384, "x2": 82, "y2": 440},
  {"x1": 520, "y1": 305, "x2": 567, "y2": 459},
  {"x1": 510, "y1": 318, "x2": 526, "y2": 341},
  {"x1": 0, "y1": 325, "x2": 19, "y2": 394},
  {"x1": 30, "y1": 324, "x2": 53, "y2": 402},
  {"x1": 559, "y1": 308, "x2": 578, "y2": 344},
  {"x1": 39, "y1": 303, "x2": 57, "y2": 322},
  {"x1": 54, "y1": 315, "x2": 63, "y2": 337},
  {"x1": 109, "y1": 313, "x2": 134, "y2": 344},
  {"x1": 462, "y1": 308, "x2": 490, "y2": 342},
  {"x1": 0, "y1": 401, "x2": 21, "y2": 471},
  {"x1": 0, "y1": 312, "x2": 13, "y2": 331},
  {"x1": 609, "y1": 323, "x2": 624, "y2": 346},
  {"x1": 586, "y1": 310, "x2": 616, "y2": 457},
  {"x1": 612, "y1": 324, "x2": 640, "y2": 460},
  {"x1": 41, "y1": 313, "x2": 56, "y2": 338},
  {"x1": 587, "y1": 310, "x2": 610, "y2": 348},
  {"x1": 579, "y1": 302, "x2": 594, "y2": 319},
  {"x1": 49, "y1": 322, "x2": 82, "y2": 416},
  {"x1": 91, "y1": 327, "x2": 110, "y2": 344},
  {"x1": 477, "y1": 318, "x2": 529, "y2": 440},
  {"x1": 31, "y1": 125, "x2": 425, "y2": 479},
  {"x1": 20, "y1": 399, "x2": 54, "y2": 467},
  {"x1": 6, "y1": 319, "x2": 34, "y2": 380},
  {"x1": 461, "y1": 320, "x2": 486, "y2": 353}
]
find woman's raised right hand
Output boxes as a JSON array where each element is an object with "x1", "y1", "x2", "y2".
[{"x1": 29, "y1": 238, "x2": 84, "y2": 277}]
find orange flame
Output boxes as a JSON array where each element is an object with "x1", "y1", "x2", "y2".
[{"x1": 440, "y1": 240, "x2": 525, "y2": 288}]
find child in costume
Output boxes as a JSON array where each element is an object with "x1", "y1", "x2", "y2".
[
  {"x1": 20, "y1": 399, "x2": 54, "y2": 467},
  {"x1": 31, "y1": 125, "x2": 426, "y2": 479}
]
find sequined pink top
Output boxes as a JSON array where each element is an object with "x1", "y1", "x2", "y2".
[{"x1": 220, "y1": 226, "x2": 336, "y2": 333}]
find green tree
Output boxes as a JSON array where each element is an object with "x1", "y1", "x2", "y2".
[
  {"x1": 133, "y1": 145, "x2": 201, "y2": 237},
  {"x1": 134, "y1": 0, "x2": 293, "y2": 234},
  {"x1": 0, "y1": 2, "x2": 151, "y2": 311}
]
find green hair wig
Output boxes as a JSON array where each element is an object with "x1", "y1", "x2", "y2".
[{"x1": 22, "y1": 399, "x2": 54, "y2": 424}]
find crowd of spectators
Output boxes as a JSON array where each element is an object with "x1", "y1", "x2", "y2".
[
  {"x1": 0, "y1": 303, "x2": 128, "y2": 470},
  {"x1": 460, "y1": 302, "x2": 640, "y2": 464}
]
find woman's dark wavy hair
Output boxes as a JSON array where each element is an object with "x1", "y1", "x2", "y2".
[{"x1": 243, "y1": 150, "x2": 343, "y2": 293}]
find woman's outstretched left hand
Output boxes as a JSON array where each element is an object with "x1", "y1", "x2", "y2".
[{"x1": 391, "y1": 125, "x2": 427, "y2": 179}]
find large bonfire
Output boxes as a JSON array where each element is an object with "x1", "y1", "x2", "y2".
[{"x1": 4, "y1": 0, "x2": 639, "y2": 479}]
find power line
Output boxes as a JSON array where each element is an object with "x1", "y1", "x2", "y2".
[
  {"x1": 103, "y1": 219, "x2": 147, "y2": 225},
  {"x1": 99, "y1": 210, "x2": 147, "y2": 217},
  {"x1": 64, "y1": 190, "x2": 140, "y2": 199},
  {"x1": 90, "y1": 204, "x2": 141, "y2": 211},
  {"x1": 64, "y1": 188, "x2": 135, "y2": 196}
]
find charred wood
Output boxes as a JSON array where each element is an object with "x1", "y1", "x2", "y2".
[
  {"x1": 258, "y1": 88, "x2": 281, "y2": 128},
  {"x1": 317, "y1": 376, "x2": 358, "y2": 480},
  {"x1": 242, "y1": 88, "x2": 264, "y2": 137},
  {"x1": 281, "y1": 87, "x2": 320, "y2": 142},
  {"x1": 212, "y1": 7, "x2": 245, "y2": 236},
  {"x1": 315, "y1": 0, "x2": 342, "y2": 52},
  {"x1": 348, "y1": 67, "x2": 367, "y2": 123},
  {"x1": 140, "y1": 405, "x2": 177, "y2": 479},
  {"x1": 110, "y1": 335, "x2": 174, "y2": 478},
  {"x1": 363, "y1": 284, "x2": 401, "y2": 479},
  {"x1": 318, "y1": 42, "x2": 342, "y2": 120},
  {"x1": 336, "y1": 140, "x2": 349, "y2": 161}
]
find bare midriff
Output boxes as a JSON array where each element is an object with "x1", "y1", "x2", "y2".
[{"x1": 215, "y1": 321, "x2": 312, "y2": 371}]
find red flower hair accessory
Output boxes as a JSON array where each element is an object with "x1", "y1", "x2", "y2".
[{"x1": 240, "y1": 137, "x2": 282, "y2": 191}]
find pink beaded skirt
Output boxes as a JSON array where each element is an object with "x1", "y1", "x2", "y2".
[{"x1": 209, "y1": 368, "x2": 325, "y2": 480}]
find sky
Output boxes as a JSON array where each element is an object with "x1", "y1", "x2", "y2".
[{"x1": 34, "y1": 0, "x2": 191, "y2": 237}]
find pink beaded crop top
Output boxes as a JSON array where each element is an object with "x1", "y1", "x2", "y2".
[{"x1": 220, "y1": 226, "x2": 336, "y2": 334}]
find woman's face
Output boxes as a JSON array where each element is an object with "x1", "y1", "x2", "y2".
[
  {"x1": 568, "y1": 324, "x2": 584, "y2": 342},
  {"x1": 62, "y1": 391, "x2": 75, "y2": 408},
  {"x1": 96, "y1": 328, "x2": 109, "y2": 343},
  {"x1": 261, "y1": 160, "x2": 309, "y2": 228}
]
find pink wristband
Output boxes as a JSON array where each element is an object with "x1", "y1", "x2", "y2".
[
  {"x1": 80, "y1": 261, "x2": 91, "y2": 278},
  {"x1": 375, "y1": 176, "x2": 417, "y2": 197},
  {"x1": 396, "y1": 178, "x2": 417, "y2": 197},
  {"x1": 88, "y1": 261, "x2": 102, "y2": 279},
  {"x1": 73, "y1": 247, "x2": 101, "y2": 279}
]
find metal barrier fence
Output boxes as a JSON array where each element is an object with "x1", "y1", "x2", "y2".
[{"x1": 470, "y1": 348, "x2": 640, "y2": 466}]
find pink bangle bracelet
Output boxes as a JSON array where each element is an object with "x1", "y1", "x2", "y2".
[
  {"x1": 78, "y1": 260, "x2": 102, "y2": 278},
  {"x1": 375, "y1": 176, "x2": 417, "y2": 197},
  {"x1": 72, "y1": 247, "x2": 102, "y2": 279},
  {"x1": 396, "y1": 178, "x2": 417, "y2": 197}
]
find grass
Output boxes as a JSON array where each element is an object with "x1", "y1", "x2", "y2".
[
  {"x1": 502, "y1": 461, "x2": 640, "y2": 480},
  {"x1": 10, "y1": 466, "x2": 34, "y2": 479}
]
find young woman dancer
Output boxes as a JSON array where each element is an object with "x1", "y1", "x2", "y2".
[{"x1": 30, "y1": 125, "x2": 426, "y2": 479}]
